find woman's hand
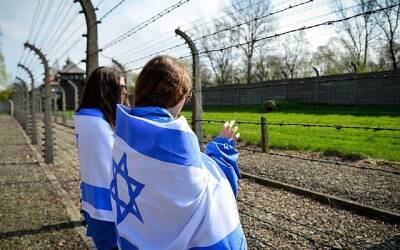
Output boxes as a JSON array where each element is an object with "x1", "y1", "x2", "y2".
[{"x1": 219, "y1": 120, "x2": 240, "y2": 141}]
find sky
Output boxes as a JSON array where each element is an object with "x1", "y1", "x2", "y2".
[{"x1": 0, "y1": 0, "x2": 338, "y2": 86}]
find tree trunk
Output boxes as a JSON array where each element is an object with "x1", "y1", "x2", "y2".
[
  {"x1": 389, "y1": 39, "x2": 398, "y2": 70},
  {"x1": 246, "y1": 55, "x2": 252, "y2": 84}
]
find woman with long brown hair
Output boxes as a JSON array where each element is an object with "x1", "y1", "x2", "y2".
[{"x1": 74, "y1": 66, "x2": 128, "y2": 250}]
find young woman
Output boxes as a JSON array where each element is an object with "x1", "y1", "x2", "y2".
[
  {"x1": 74, "y1": 66, "x2": 128, "y2": 250},
  {"x1": 110, "y1": 56, "x2": 246, "y2": 249}
]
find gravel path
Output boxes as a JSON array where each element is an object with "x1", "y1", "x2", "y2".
[
  {"x1": 238, "y1": 148, "x2": 400, "y2": 214},
  {"x1": 239, "y1": 179, "x2": 399, "y2": 249},
  {"x1": 0, "y1": 115, "x2": 88, "y2": 249},
  {"x1": 44, "y1": 119, "x2": 400, "y2": 249}
]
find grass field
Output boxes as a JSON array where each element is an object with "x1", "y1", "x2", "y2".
[
  {"x1": 57, "y1": 102, "x2": 400, "y2": 161},
  {"x1": 181, "y1": 102, "x2": 400, "y2": 162}
]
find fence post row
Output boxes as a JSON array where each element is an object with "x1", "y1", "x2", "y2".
[
  {"x1": 75, "y1": 0, "x2": 99, "y2": 77},
  {"x1": 15, "y1": 77, "x2": 29, "y2": 131},
  {"x1": 24, "y1": 42, "x2": 53, "y2": 164},
  {"x1": 175, "y1": 28, "x2": 204, "y2": 142},
  {"x1": 12, "y1": 84, "x2": 21, "y2": 124},
  {"x1": 261, "y1": 116, "x2": 269, "y2": 153},
  {"x1": 18, "y1": 63, "x2": 38, "y2": 145}
]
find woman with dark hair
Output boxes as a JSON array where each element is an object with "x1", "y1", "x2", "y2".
[
  {"x1": 74, "y1": 66, "x2": 128, "y2": 250},
  {"x1": 110, "y1": 56, "x2": 246, "y2": 249}
]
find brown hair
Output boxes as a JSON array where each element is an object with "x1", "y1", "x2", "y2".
[
  {"x1": 78, "y1": 66, "x2": 127, "y2": 126},
  {"x1": 134, "y1": 55, "x2": 192, "y2": 108}
]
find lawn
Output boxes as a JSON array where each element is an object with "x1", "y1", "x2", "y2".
[
  {"x1": 56, "y1": 102, "x2": 400, "y2": 161},
  {"x1": 181, "y1": 102, "x2": 400, "y2": 162}
]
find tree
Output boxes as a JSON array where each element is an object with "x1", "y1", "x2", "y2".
[
  {"x1": 254, "y1": 54, "x2": 284, "y2": 81},
  {"x1": 0, "y1": 53, "x2": 8, "y2": 87},
  {"x1": 0, "y1": 29, "x2": 9, "y2": 88},
  {"x1": 0, "y1": 88, "x2": 12, "y2": 101},
  {"x1": 226, "y1": 0, "x2": 275, "y2": 83},
  {"x1": 282, "y1": 31, "x2": 310, "y2": 79},
  {"x1": 374, "y1": 0, "x2": 400, "y2": 70},
  {"x1": 196, "y1": 20, "x2": 235, "y2": 86},
  {"x1": 333, "y1": 0, "x2": 377, "y2": 71}
]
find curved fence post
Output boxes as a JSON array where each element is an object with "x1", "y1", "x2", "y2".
[
  {"x1": 75, "y1": 0, "x2": 99, "y2": 77},
  {"x1": 67, "y1": 80, "x2": 79, "y2": 111},
  {"x1": 175, "y1": 28, "x2": 203, "y2": 142},
  {"x1": 24, "y1": 42, "x2": 53, "y2": 164},
  {"x1": 8, "y1": 100, "x2": 14, "y2": 116},
  {"x1": 18, "y1": 63, "x2": 38, "y2": 145},
  {"x1": 16, "y1": 77, "x2": 29, "y2": 131}
]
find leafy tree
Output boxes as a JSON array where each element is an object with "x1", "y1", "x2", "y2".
[
  {"x1": 374, "y1": 0, "x2": 400, "y2": 70},
  {"x1": 226, "y1": 0, "x2": 276, "y2": 83},
  {"x1": 0, "y1": 88, "x2": 12, "y2": 101}
]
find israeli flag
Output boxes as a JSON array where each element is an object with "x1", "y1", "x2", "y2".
[
  {"x1": 74, "y1": 108, "x2": 115, "y2": 222},
  {"x1": 111, "y1": 105, "x2": 246, "y2": 249}
]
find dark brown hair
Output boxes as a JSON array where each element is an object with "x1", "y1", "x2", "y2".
[
  {"x1": 134, "y1": 55, "x2": 192, "y2": 108},
  {"x1": 78, "y1": 66, "x2": 126, "y2": 127}
]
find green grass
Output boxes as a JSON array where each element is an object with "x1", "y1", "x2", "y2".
[
  {"x1": 56, "y1": 102, "x2": 400, "y2": 161},
  {"x1": 182, "y1": 102, "x2": 400, "y2": 162}
]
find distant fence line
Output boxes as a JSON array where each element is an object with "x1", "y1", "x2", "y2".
[{"x1": 201, "y1": 70, "x2": 400, "y2": 105}]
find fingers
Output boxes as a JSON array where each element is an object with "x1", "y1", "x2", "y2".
[
  {"x1": 234, "y1": 133, "x2": 240, "y2": 141},
  {"x1": 219, "y1": 120, "x2": 239, "y2": 140}
]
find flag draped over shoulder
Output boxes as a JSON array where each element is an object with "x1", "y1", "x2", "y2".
[
  {"x1": 74, "y1": 108, "x2": 115, "y2": 222},
  {"x1": 111, "y1": 105, "x2": 246, "y2": 250}
]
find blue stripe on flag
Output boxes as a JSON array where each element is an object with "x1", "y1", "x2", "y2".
[
  {"x1": 118, "y1": 236, "x2": 139, "y2": 250},
  {"x1": 116, "y1": 105, "x2": 202, "y2": 167},
  {"x1": 76, "y1": 108, "x2": 106, "y2": 120},
  {"x1": 81, "y1": 182, "x2": 112, "y2": 211},
  {"x1": 189, "y1": 225, "x2": 247, "y2": 250}
]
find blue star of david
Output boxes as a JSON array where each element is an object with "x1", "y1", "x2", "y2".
[{"x1": 110, "y1": 153, "x2": 145, "y2": 224}]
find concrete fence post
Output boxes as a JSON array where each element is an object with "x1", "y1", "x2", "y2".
[
  {"x1": 175, "y1": 28, "x2": 203, "y2": 142},
  {"x1": 24, "y1": 42, "x2": 53, "y2": 164},
  {"x1": 18, "y1": 63, "x2": 37, "y2": 145},
  {"x1": 16, "y1": 77, "x2": 29, "y2": 131},
  {"x1": 8, "y1": 100, "x2": 14, "y2": 116},
  {"x1": 67, "y1": 80, "x2": 79, "y2": 111},
  {"x1": 75, "y1": 0, "x2": 99, "y2": 77}
]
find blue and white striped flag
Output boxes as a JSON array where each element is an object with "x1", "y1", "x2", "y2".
[
  {"x1": 74, "y1": 108, "x2": 115, "y2": 222},
  {"x1": 111, "y1": 105, "x2": 246, "y2": 249}
]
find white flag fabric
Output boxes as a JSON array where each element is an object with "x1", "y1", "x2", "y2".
[
  {"x1": 111, "y1": 105, "x2": 246, "y2": 249},
  {"x1": 74, "y1": 108, "x2": 115, "y2": 222}
]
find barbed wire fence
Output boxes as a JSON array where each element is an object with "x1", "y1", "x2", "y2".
[{"x1": 9, "y1": 0, "x2": 400, "y2": 246}]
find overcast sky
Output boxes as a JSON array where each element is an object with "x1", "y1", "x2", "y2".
[{"x1": 0, "y1": 0, "x2": 337, "y2": 84}]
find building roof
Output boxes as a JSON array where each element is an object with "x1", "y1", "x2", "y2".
[{"x1": 59, "y1": 58, "x2": 85, "y2": 74}]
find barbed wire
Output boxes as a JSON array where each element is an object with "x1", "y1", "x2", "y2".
[
  {"x1": 98, "y1": 0, "x2": 127, "y2": 22},
  {"x1": 108, "y1": 0, "x2": 304, "y2": 64},
  {"x1": 125, "y1": 3, "x2": 400, "y2": 72},
  {"x1": 195, "y1": 119, "x2": 400, "y2": 132},
  {"x1": 196, "y1": 3, "x2": 400, "y2": 58},
  {"x1": 238, "y1": 147, "x2": 400, "y2": 176},
  {"x1": 192, "y1": 0, "x2": 315, "y2": 43},
  {"x1": 101, "y1": 0, "x2": 192, "y2": 50}
]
